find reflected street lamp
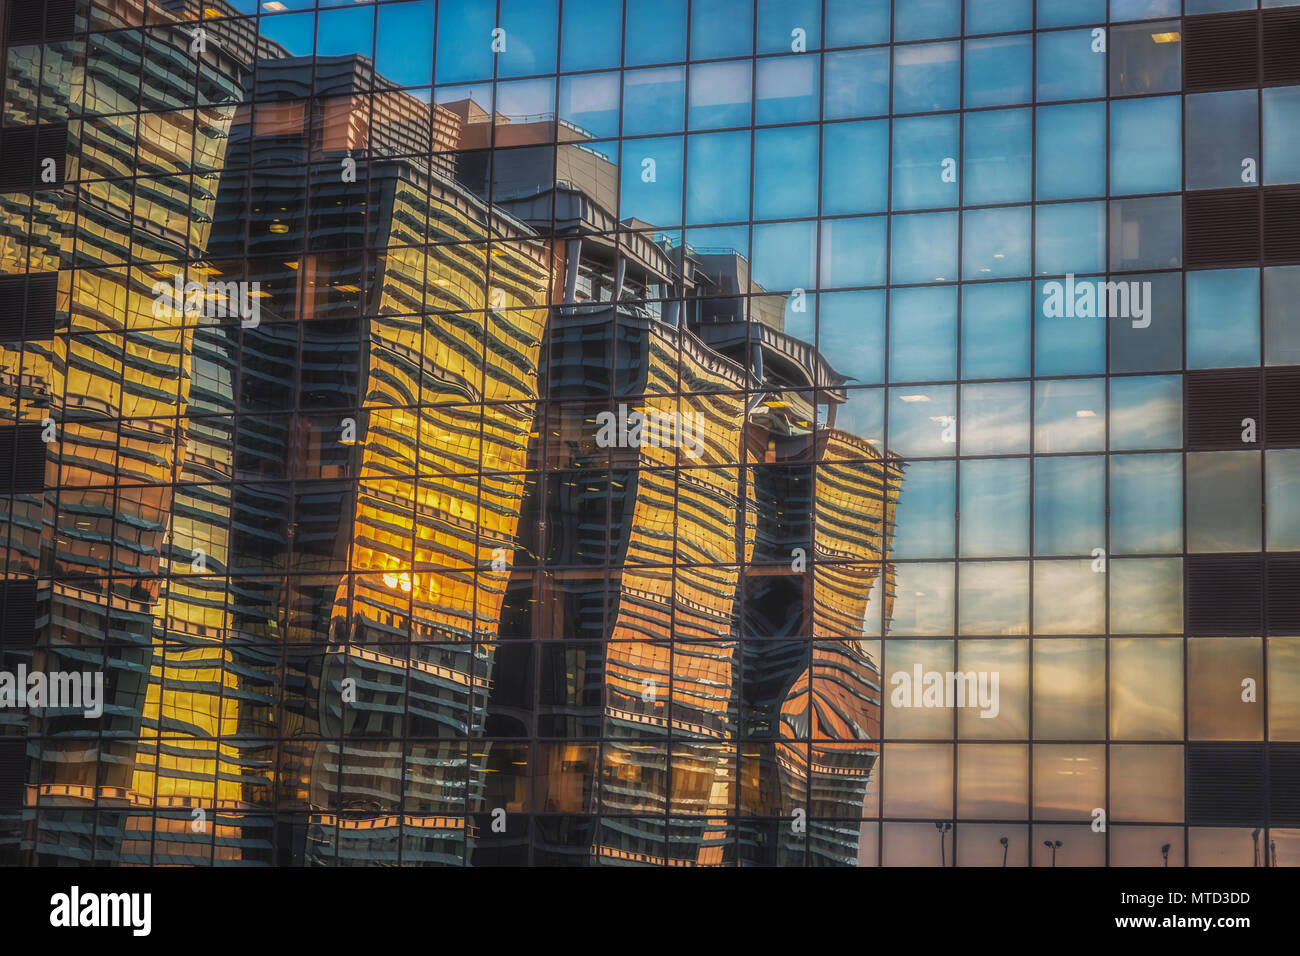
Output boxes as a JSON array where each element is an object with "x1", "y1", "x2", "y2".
[{"x1": 935, "y1": 821, "x2": 953, "y2": 867}]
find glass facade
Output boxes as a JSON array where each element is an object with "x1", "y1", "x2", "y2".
[{"x1": 0, "y1": 0, "x2": 1298, "y2": 867}]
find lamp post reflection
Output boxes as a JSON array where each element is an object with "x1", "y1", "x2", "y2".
[{"x1": 936, "y1": 821, "x2": 952, "y2": 866}]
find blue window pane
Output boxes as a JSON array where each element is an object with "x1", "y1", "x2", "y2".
[
  {"x1": 825, "y1": 0, "x2": 890, "y2": 46},
  {"x1": 259, "y1": 12, "x2": 314, "y2": 57},
  {"x1": 1110, "y1": 454, "x2": 1182, "y2": 554},
  {"x1": 892, "y1": 42, "x2": 960, "y2": 114},
  {"x1": 962, "y1": 206, "x2": 1032, "y2": 280},
  {"x1": 895, "y1": 0, "x2": 961, "y2": 41},
  {"x1": 820, "y1": 217, "x2": 887, "y2": 288},
  {"x1": 962, "y1": 281, "x2": 1032, "y2": 379},
  {"x1": 961, "y1": 459, "x2": 1030, "y2": 558},
  {"x1": 625, "y1": 0, "x2": 686, "y2": 65},
  {"x1": 823, "y1": 120, "x2": 889, "y2": 215},
  {"x1": 888, "y1": 386, "x2": 957, "y2": 458},
  {"x1": 834, "y1": 390, "x2": 886, "y2": 450},
  {"x1": 1109, "y1": 272, "x2": 1183, "y2": 374},
  {"x1": 688, "y1": 61, "x2": 751, "y2": 129},
  {"x1": 1186, "y1": 90, "x2": 1257, "y2": 190},
  {"x1": 964, "y1": 35, "x2": 1032, "y2": 109},
  {"x1": 1035, "y1": 203, "x2": 1106, "y2": 275},
  {"x1": 1036, "y1": 29, "x2": 1106, "y2": 101},
  {"x1": 1036, "y1": 103, "x2": 1105, "y2": 200},
  {"x1": 758, "y1": 0, "x2": 821, "y2": 53},
  {"x1": 686, "y1": 131, "x2": 750, "y2": 224},
  {"x1": 1186, "y1": 268, "x2": 1261, "y2": 369},
  {"x1": 559, "y1": 73, "x2": 620, "y2": 139},
  {"x1": 497, "y1": 0, "x2": 557, "y2": 78},
  {"x1": 892, "y1": 462, "x2": 956, "y2": 557},
  {"x1": 892, "y1": 114, "x2": 960, "y2": 211},
  {"x1": 1111, "y1": 96, "x2": 1181, "y2": 195},
  {"x1": 756, "y1": 56, "x2": 819, "y2": 125},
  {"x1": 753, "y1": 221, "x2": 817, "y2": 292},
  {"x1": 318, "y1": 6, "x2": 373, "y2": 59},
  {"x1": 622, "y1": 67, "x2": 685, "y2": 136},
  {"x1": 376, "y1": 1, "x2": 432, "y2": 88},
  {"x1": 1266, "y1": 266, "x2": 1300, "y2": 366},
  {"x1": 961, "y1": 381, "x2": 1032, "y2": 455},
  {"x1": 824, "y1": 48, "x2": 890, "y2": 120},
  {"x1": 690, "y1": 0, "x2": 753, "y2": 59},
  {"x1": 1109, "y1": 0, "x2": 1179, "y2": 20},
  {"x1": 891, "y1": 212, "x2": 959, "y2": 284},
  {"x1": 963, "y1": 108, "x2": 1031, "y2": 206},
  {"x1": 619, "y1": 137, "x2": 683, "y2": 227},
  {"x1": 965, "y1": 0, "x2": 1032, "y2": 34},
  {"x1": 1037, "y1": 0, "x2": 1106, "y2": 28},
  {"x1": 561, "y1": 0, "x2": 621, "y2": 71},
  {"x1": 436, "y1": 0, "x2": 494, "y2": 83},
  {"x1": 1035, "y1": 275, "x2": 1107, "y2": 375},
  {"x1": 754, "y1": 127, "x2": 818, "y2": 220},
  {"x1": 890, "y1": 286, "x2": 958, "y2": 381},
  {"x1": 1263, "y1": 86, "x2": 1300, "y2": 185},
  {"x1": 1034, "y1": 377, "x2": 1107, "y2": 452},
  {"x1": 1034, "y1": 456, "x2": 1105, "y2": 556},
  {"x1": 820, "y1": 290, "x2": 886, "y2": 384},
  {"x1": 1110, "y1": 375, "x2": 1182, "y2": 449}
]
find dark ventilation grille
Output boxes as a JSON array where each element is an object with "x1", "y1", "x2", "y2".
[
  {"x1": 44, "y1": 0, "x2": 78, "y2": 40},
  {"x1": 1184, "y1": 12, "x2": 1259, "y2": 91},
  {"x1": 3, "y1": 0, "x2": 76, "y2": 41},
  {"x1": 4, "y1": 1, "x2": 44, "y2": 43},
  {"x1": 1270, "y1": 745, "x2": 1300, "y2": 826},
  {"x1": 0, "y1": 273, "x2": 58, "y2": 341},
  {"x1": 1187, "y1": 744, "x2": 1265, "y2": 826},
  {"x1": 1185, "y1": 554, "x2": 1263, "y2": 635},
  {"x1": 1263, "y1": 185, "x2": 1300, "y2": 264},
  {"x1": 0, "y1": 126, "x2": 38, "y2": 192},
  {"x1": 0, "y1": 277, "x2": 27, "y2": 340},
  {"x1": 0, "y1": 740, "x2": 25, "y2": 810},
  {"x1": 1263, "y1": 8, "x2": 1300, "y2": 86},
  {"x1": 1267, "y1": 555, "x2": 1300, "y2": 635},
  {"x1": 0, "y1": 579, "x2": 37, "y2": 649},
  {"x1": 1184, "y1": 190, "x2": 1260, "y2": 268},
  {"x1": 0, "y1": 124, "x2": 66, "y2": 191},
  {"x1": 1185, "y1": 369, "x2": 1262, "y2": 450},
  {"x1": 0, "y1": 424, "x2": 47, "y2": 494},
  {"x1": 1265, "y1": 366, "x2": 1300, "y2": 447}
]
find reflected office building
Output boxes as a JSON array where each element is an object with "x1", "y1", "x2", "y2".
[
  {"x1": 196, "y1": 54, "x2": 552, "y2": 864},
  {"x1": 460, "y1": 119, "x2": 901, "y2": 865}
]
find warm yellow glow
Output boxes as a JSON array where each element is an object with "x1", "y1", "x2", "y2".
[{"x1": 1151, "y1": 31, "x2": 1181, "y2": 43}]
